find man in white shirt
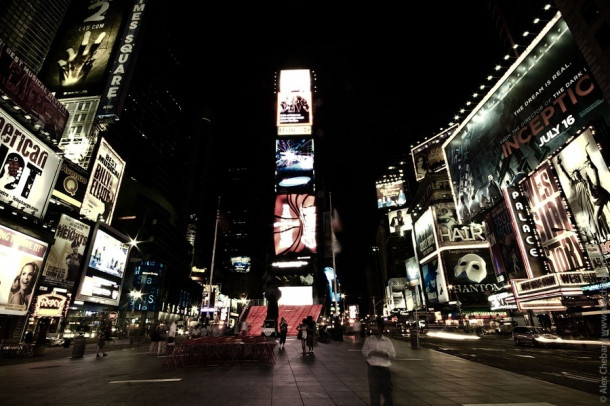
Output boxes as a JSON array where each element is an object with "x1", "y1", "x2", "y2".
[{"x1": 362, "y1": 317, "x2": 396, "y2": 406}]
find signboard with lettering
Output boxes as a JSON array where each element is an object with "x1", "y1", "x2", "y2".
[
  {"x1": 0, "y1": 106, "x2": 62, "y2": 218},
  {"x1": 80, "y1": 137, "x2": 125, "y2": 223}
]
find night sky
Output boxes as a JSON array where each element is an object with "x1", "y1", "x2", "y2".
[{"x1": 163, "y1": 2, "x2": 552, "y2": 301}]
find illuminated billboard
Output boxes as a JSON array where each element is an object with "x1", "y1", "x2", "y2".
[
  {"x1": 275, "y1": 138, "x2": 314, "y2": 192},
  {"x1": 52, "y1": 160, "x2": 89, "y2": 210},
  {"x1": 441, "y1": 248, "x2": 500, "y2": 306},
  {"x1": 80, "y1": 138, "x2": 125, "y2": 223},
  {"x1": 551, "y1": 128, "x2": 610, "y2": 245},
  {"x1": 0, "y1": 38, "x2": 69, "y2": 142},
  {"x1": 278, "y1": 286, "x2": 313, "y2": 305},
  {"x1": 277, "y1": 92, "x2": 312, "y2": 126},
  {"x1": 421, "y1": 256, "x2": 448, "y2": 304},
  {"x1": 387, "y1": 209, "x2": 411, "y2": 235},
  {"x1": 443, "y1": 15, "x2": 610, "y2": 223},
  {"x1": 273, "y1": 193, "x2": 317, "y2": 255},
  {"x1": 39, "y1": 214, "x2": 90, "y2": 293},
  {"x1": 0, "y1": 225, "x2": 48, "y2": 316},
  {"x1": 413, "y1": 208, "x2": 436, "y2": 260},
  {"x1": 0, "y1": 106, "x2": 62, "y2": 218},
  {"x1": 376, "y1": 180, "x2": 407, "y2": 209},
  {"x1": 57, "y1": 96, "x2": 100, "y2": 170},
  {"x1": 411, "y1": 125, "x2": 455, "y2": 182},
  {"x1": 230, "y1": 256, "x2": 251, "y2": 273},
  {"x1": 76, "y1": 223, "x2": 129, "y2": 306},
  {"x1": 520, "y1": 162, "x2": 587, "y2": 273},
  {"x1": 39, "y1": 0, "x2": 128, "y2": 98}
]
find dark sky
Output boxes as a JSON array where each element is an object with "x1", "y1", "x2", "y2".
[{"x1": 162, "y1": 2, "x2": 550, "y2": 300}]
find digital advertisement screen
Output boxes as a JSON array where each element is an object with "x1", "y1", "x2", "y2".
[
  {"x1": 277, "y1": 91, "x2": 312, "y2": 126},
  {"x1": 0, "y1": 106, "x2": 62, "y2": 219},
  {"x1": 0, "y1": 225, "x2": 48, "y2": 316},
  {"x1": 76, "y1": 224, "x2": 129, "y2": 306},
  {"x1": 376, "y1": 180, "x2": 407, "y2": 209},
  {"x1": 413, "y1": 208, "x2": 437, "y2": 260},
  {"x1": 520, "y1": 162, "x2": 587, "y2": 273},
  {"x1": 278, "y1": 286, "x2": 313, "y2": 305},
  {"x1": 273, "y1": 193, "x2": 317, "y2": 255},
  {"x1": 230, "y1": 256, "x2": 251, "y2": 273},
  {"x1": 275, "y1": 138, "x2": 314, "y2": 192}
]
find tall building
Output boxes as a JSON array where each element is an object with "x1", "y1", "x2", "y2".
[{"x1": 0, "y1": 0, "x2": 71, "y2": 74}]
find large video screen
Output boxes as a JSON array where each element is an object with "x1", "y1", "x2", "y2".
[
  {"x1": 273, "y1": 194, "x2": 317, "y2": 255},
  {"x1": 276, "y1": 138, "x2": 314, "y2": 192},
  {"x1": 76, "y1": 224, "x2": 129, "y2": 306}
]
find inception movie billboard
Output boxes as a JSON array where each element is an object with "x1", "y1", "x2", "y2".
[
  {"x1": 273, "y1": 193, "x2": 317, "y2": 256},
  {"x1": 275, "y1": 138, "x2": 314, "y2": 192},
  {"x1": 39, "y1": 0, "x2": 128, "y2": 98},
  {"x1": 443, "y1": 15, "x2": 610, "y2": 224}
]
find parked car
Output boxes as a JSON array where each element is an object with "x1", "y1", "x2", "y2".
[
  {"x1": 512, "y1": 326, "x2": 562, "y2": 347},
  {"x1": 261, "y1": 319, "x2": 277, "y2": 337}
]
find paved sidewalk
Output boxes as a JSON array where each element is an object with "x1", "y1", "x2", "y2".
[{"x1": 0, "y1": 334, "x2": 601, "y2": 405}]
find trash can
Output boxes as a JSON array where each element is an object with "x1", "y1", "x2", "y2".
[
  {"x1": 410, "y1": 328, "x2": 419, "y2": 348},
  {"x1": 63, "y1": 338, "x2": 71, "y2": 348},
  {"x1": 72, "y1": 335, "x2": 86, "y2": 358}
]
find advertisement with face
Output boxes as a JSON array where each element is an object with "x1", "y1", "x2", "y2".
[
  {"x1": 520, "y1": 162, "x2": 587, "y2": 273},
  {"x1": 387, "y1": 209, "x2": 411, "y2": 235},
  {"x1": 39, "y1": 0, "x2": 128, "y2": 98},
  {"x1": 552, "y1": 128, "x2": 610, "y2": 245},
  {"x1": 0, "y1": 106, "x2": 62, "y2": 218},
  {"x1": 0, "y1": 225, "x2": 48, "y2": 316},
  {"x1": 443, "y1": 17, "x2": 610, "y2": 224},
  {"x1": 411, "y1": 125, "x2": 455, "y2": 182},
  {"x1": 442, "y1": 248, "x2": 501, "y2": 306},
  {"x1": 376, "y1": 180, "x2": 407, "y2": 209},
  {"x1": 277, "y1": 92, "x2": 312, "y2": 126},
  {"x1": 275, "y1": 138, "x2": 314, "y2": 193},
  {"x1": 80, "y1": 138, "x2": 125, "y2": 223},
  {"x1": 273, "y1": 193, "x2": 317, "y2": 255},
  {"x1": 39, "y1": 214, "x2": 90, "y2": 292}
]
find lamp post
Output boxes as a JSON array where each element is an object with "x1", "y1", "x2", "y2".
[
  {"x1": 205, "y1": 196, "x2": 221, "y2": 321},
  {"x1": 447, "y1": 284, "x2": 463, "y2": 329}
]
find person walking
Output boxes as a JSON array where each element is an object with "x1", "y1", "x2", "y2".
[
  {"x1": 362, "y1": 317, "x2": 396, "y2": 406},
  {"x1": 279, "y1": 317, "x2": 288, "y2": 350},
  {"x1": 297, "y1": 318, "x2": 308, "y2": 356}
]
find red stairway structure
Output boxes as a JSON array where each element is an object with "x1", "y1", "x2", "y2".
[{"x1": 242, "y1": 305, "x2": 323, "y2": 336}]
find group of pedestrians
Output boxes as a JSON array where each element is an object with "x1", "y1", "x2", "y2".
[
  {"x1": 147, "y1": 320, "x2": 177, "y2": 356},
  {"x1": 297, "y1": 316, "x2": 316, "y2": 355}
]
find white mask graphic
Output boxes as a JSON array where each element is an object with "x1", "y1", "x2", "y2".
[{"x1": 454, "y1": 253, "x2": 487, "y2": 283}]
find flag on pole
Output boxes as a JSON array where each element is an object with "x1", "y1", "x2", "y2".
[{"x1": 331, "y1": 208, "x2": 342, "y2": 254}]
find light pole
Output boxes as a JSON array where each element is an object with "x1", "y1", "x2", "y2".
[{"x1": 206, "y1": 196, "x2": 221, "y2": 321}]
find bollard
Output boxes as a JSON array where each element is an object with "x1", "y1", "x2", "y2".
[{"x1": 72, "y1": 335, "x2": 86, "y2": 358}]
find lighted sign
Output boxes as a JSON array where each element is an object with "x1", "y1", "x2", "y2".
[
  {"x1": 513, "y1": 272, "x2": 596, "y2": 296},
  {"x1": 413, "y1": 208, "x2": 437, "y2": 260},
  {"x1": 80, "y1": 138, "x2": 125, "y2": 223},
  {"x1": 230, "y1": 256, "x2": 251, "y2": 273},
  {"x1": 0, "y1": 106, "x2": 62, "y2": 218},
  {"x1": 376, "y1": 180, "x2": 407, "y2": 208},
  {"x1": 442, "y1": 248, "x2": 500, "y2": 306},
  {"x1": 33, "y1": 291, "x2": 70, "y2": 317},
  {"x1": 76, "y1": 223, "x2": 129, "y2": 306},
  {"x1": 277, "y1": 91, "x2": 312, "y2": 126},
  {"x1": 275, "y1": 138, "x2": 314, "y2": 192},
  {"x1": 388, "y1": 209, "x2": 411, "y2": 235},
  {"x1": 278, "y1": 286, "x2": 313, "y2": 305},
  {"x1": 273, "y1": 194, "x2": 317, "y2": 255},
  {"x1": 411, "y1": 126, "x2": 455, "y2": 182},
  {"x1": 520, "y1": 162, "x2": 587, "y2": 273},
  {"x1": 0, "y1": 225, "x2": 47, "y2": 316},
  {"x1": 421, "y1": 256, "x2": 448, "y2": 304}
]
